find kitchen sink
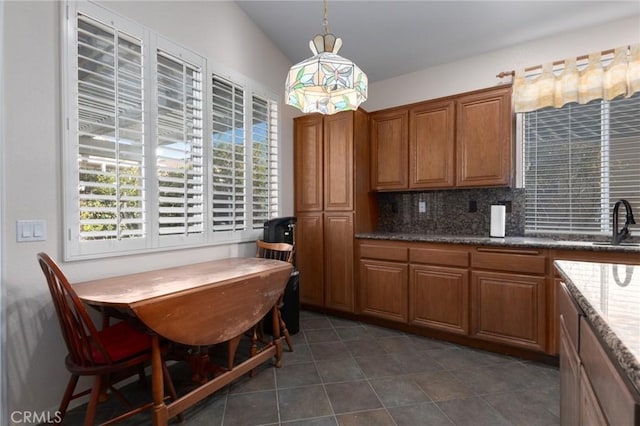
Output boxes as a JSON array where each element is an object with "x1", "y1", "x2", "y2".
[{"x1": 592, "y1": 242, "x2": 640, "y2": 247}]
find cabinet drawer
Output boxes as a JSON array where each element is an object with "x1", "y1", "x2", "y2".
[
  {"x1": 580, "y1": 317, "x2": 640, "y2": 425},
  {"x1": 360, "y1": 244, "x2": 408, "y2": 262},
  {"x1": 472, "y1": 247, "x2": 546, "y2": 275},
  {"x1": 410, "y1": 247, "x2": 469, "y2": 267},
  {"x1": 558, "y1": 282, "x2": 580, "y2": 351}
]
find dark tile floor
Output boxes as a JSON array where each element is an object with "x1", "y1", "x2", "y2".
[{"x1": 63, "y1": 310, "x2": 560, "y2": 425}]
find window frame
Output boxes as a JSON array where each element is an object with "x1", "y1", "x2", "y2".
[{"x1": 62, "y1": 1, "x2": 281, "y2": 260}]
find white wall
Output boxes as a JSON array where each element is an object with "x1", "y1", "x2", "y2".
[
  {"x1": 0, "y1": 1, "x2": 5, "y2": 424},
  {"x1": 367, "y1": 15, "x2": 640, "y2": 111},
  {"x1": 1, "y1": 1, "x2": 295, "y2": 421},
  {"x1": 1, "y1": 1, "x2": 637, "y2": 421}
]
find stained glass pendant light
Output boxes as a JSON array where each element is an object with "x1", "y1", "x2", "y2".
[{"x1": 285, "y1": 0, "x2": 368, "y2": 115}]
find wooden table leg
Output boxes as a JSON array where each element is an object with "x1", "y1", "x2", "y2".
[
  {"x1": 271, "y1": 305, "x2": 282, "y2": 367},
  {"x1": 151, "y1": 334, "x2": 168, "y2": 426}
]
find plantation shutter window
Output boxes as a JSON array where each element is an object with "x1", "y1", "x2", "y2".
[
  {"x1": 76, "y1": 13, "x2": 146, "y2": 242},
  {"x1": 251, "y1": 95, "x2": 279, "y2": 229},
  {"x1": 65, "y1": 2, "x2": 280, "y2": 259},
  {"x1": 156, "y1": 50, "x2": 204, "y2": 237},
  {"x1": 211, "y1": 75, "x2": 246, "y2": 232}
]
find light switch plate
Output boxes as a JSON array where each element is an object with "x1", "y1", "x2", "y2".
[
  {"x1": 17, "y1": 220, "x2": 47, "y2": 242},
  {"x1": 418, "y1": 201, "x2": 427, "y2": 213}
]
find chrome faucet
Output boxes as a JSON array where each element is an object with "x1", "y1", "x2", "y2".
[{"x1": 612, "y1": 199, "x2": 636, "y2": 245}]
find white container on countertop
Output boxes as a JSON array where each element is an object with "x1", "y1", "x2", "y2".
[{"x1": 490, "y1": 205, "x2": 506, "y2": 238}]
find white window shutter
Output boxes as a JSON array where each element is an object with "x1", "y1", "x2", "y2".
[
  {"x1": 212, "y1": 75, "x2": 246, "y2": 232},
  {"x1": 76, "y1": 13, "x2": 146, "y2": 242},
  {"x1": 251, "y1": 95, "x2": 279, "y2": 229},
  {"x1": 156, "y1": 50, "x2": 204, "y2": 237}
]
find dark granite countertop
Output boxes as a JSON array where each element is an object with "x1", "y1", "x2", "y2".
[
  {"x1": 355, "y1": 232, "x2": 640, "y2": 253},
  {"x1": 554, "y1": 260, "x2": 640, "y2": 394}
]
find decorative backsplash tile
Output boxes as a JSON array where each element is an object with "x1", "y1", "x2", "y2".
[{"x1": 375, "y1": 188, "x2": 526, "y2": 237}]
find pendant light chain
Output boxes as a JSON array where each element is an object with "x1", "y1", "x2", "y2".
[{"x1": 323, "y1": 0, "x2": 330, "y2": 35}]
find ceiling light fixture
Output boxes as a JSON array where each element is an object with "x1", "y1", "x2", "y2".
[{"x1": 285, "y1": 0, "x2": 368, "y2": 115}]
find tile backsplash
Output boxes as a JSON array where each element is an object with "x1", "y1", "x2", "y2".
[{"x1": 375, "y1": 187, "x2": 526, "y2": 237}]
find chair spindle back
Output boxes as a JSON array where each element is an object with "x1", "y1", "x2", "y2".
[
  {"x1": 37, "y1": 252, "x2": 112, "y2": 367},
  {"x1": 255, "y1": 240, "x2": 294, "y2": 264}
]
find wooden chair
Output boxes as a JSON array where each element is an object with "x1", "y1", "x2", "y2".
[
  {"x1": 37, "y1": 252, "x2": 179, "y2": 426},
  {"x1": 254, "y1": 240, "x2": 295, "y2": 353}
]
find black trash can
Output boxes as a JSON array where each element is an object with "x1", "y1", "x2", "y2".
[{"x1": 262, "y1": 217, "x2": 299, "y2": 335}]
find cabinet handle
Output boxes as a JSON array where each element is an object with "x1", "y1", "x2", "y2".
[{"x1": 476, "y1": 247, "x2": 540, "y2": 256}]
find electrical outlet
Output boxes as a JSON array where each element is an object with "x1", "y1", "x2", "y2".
[
  {"x1": 419, "y1": 201, "x2": 427, "y2": 213},
  {"x1": 469, "y1": 200, "x2": 478, "y2": 213}
]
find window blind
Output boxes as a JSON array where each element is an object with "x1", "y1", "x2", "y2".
[
  {"x1": 251, "y1": 95, "x2": 279, "y2": 229},
  {"x1": 523, "y1": 92, "x2": 640, "y2": 234},
  {"x1": 76, "y1": 14, "x2": 145, "y2": 241},
  {"x1": 212, "y1": 75, "x2": 246, "y2": 232},
  {"x1": 156, "y1": 51, "x2": 204, "y2": 236}
]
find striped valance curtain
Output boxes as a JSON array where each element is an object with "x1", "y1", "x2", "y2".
[{"x1": 513, "y1": 44, "x2": 640, "y2": 113}]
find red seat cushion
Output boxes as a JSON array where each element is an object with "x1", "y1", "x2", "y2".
[{"x1": 91, "y1": 321, "x2": 152, "y2": 364}]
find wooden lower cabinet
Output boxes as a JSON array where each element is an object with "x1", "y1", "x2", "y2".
[
  {"x1": 324, "y1": 213, "x2": 354, "y2": 312},
  {"x1": 409, "y1": 265, "x2": 469, "y2": 334},
  {"x1": 297, "y1": 213, "x2": 324, "y2": 306},
  {"x1": 470, "y1": 270, "x2": 546, "y2": 352},
  {"x1": 351, "y1": 240, "x2": 640, "y2": 360},
  {"x1": 559, "y1": 318, "x2": 580, "y2": 426},
  {"x1": 559, "y1": 282, "x2": 640, "y2": 425},
  {"x1": 579, "y1": 366, "x2": 608, "y2": 425},
  {"x1": 359, "y1": 259, "x2": 408, "y2": 322},
  {"x1": 298, "y1": 212, "x2": 356, "y2": 312}
]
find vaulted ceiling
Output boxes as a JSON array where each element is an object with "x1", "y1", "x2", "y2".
[{"x1": 236, "y1": 1, "x2": 640, "y2": 83}]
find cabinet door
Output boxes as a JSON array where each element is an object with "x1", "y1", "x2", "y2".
[
  {"x1": 409, "y1": 100, "x2": 455, "y2": 189},
  {"x1": 559, "y1": 318, "x2": 580, "y2": 426},
  {"x1": 359, "y1": 259, "x2": 408, "y2": 322},
  {"x1": 370, "y1": 108, "x2": 409, "y2": 190},
  {"x1": 294, "y1": 115, "x2": 323, "y2": 211},
  {"x1": 324, "y1": 112, "x2": 354, "y2": 211},
  {"x1": 324, "y1": 213, "x2": 354, "y2": 312},
  {"x1": 470, "y1": 270, "x2": 546, "y2": 351},
  {"x1": 456, "y1": 86, "x2": 512, "y2": 187},
  {"x1": 580, "y1": 366, "x2": 608, "y2": 426},
  {"x1": 410, "y1": 265, "x2": 469, "y2": 334},
  {"x1": 297, "y1": 213, "x2": 324, "y2": 306}
]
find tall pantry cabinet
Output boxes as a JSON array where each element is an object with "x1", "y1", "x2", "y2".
[{"x1": 294, "y1": 109, "x2": 375, "y2": 312}]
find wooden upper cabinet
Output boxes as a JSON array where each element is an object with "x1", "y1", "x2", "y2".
[
  {"x1": 370, "y1": 85, "x2": 512, "y2": 191},
  {"x1": 456, "y1": 86, "x2": 512, "y2": 187},
  {"x1": 324, "y1": 113, "x2": 354, "y2": 211},
  {"x1": 294, "y1": 115, "x2": 323, "y2": 211},
  {"x1": 409, "y1": 100, "x2": 455, "y2": 189},
  {"x1": 370, "y1": 108, "x2": 409, "y2": 190}
]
